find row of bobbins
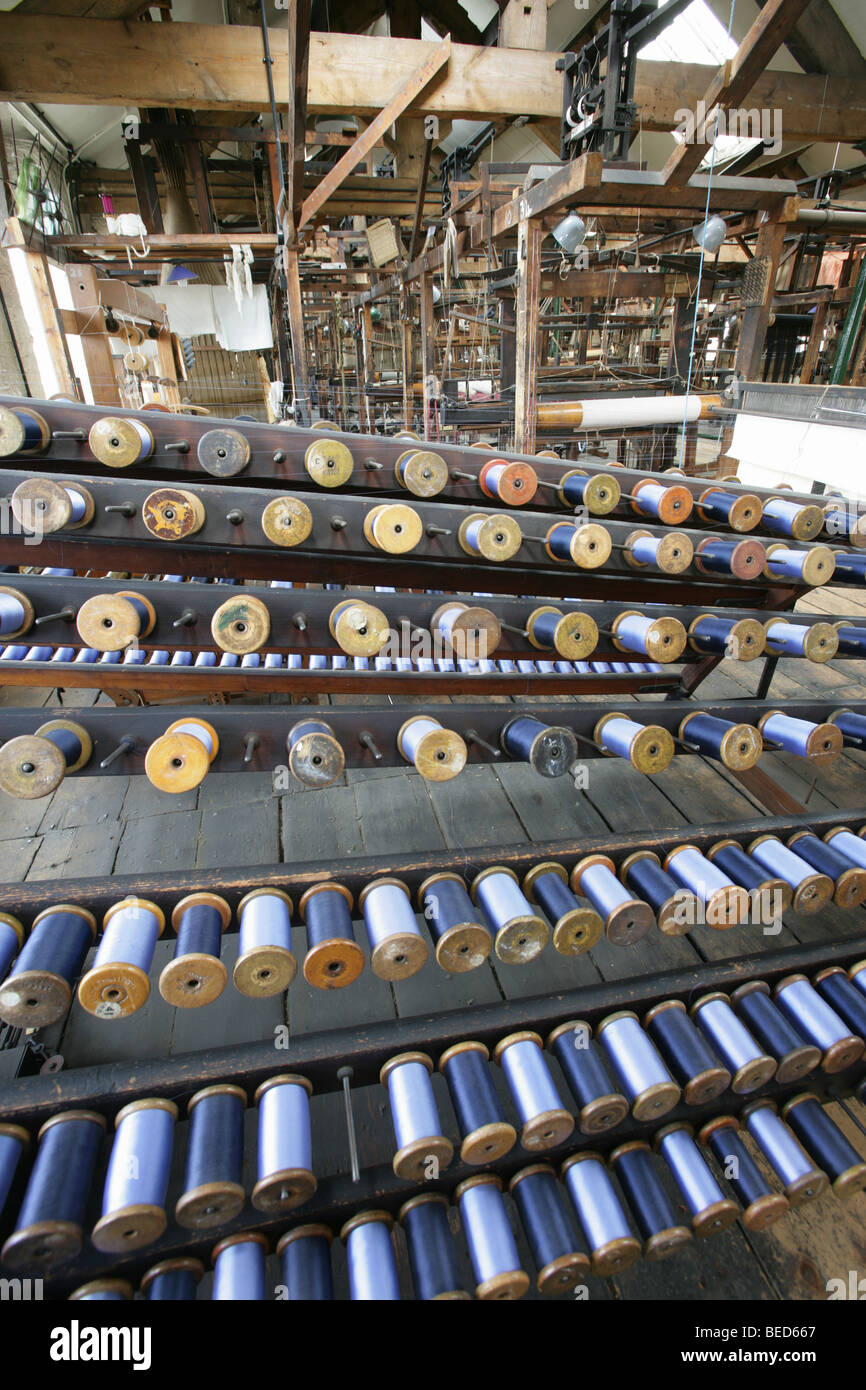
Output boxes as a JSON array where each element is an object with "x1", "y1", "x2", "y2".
[{"x1": 10, "y1": 1080, "x2": 866, "y2": 1299}]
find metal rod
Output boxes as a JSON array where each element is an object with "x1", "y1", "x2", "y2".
[
  {"x1": 98, "y1": 735, "x2": 137, "y2": 769},
  {"x1": 337, "y1": 1066, "x2": 361, "y2": 1183},
  {"x1": 243, "y1": 734, "x2": 260, "y2": 765},
  {"x1": 172, "y1": 609, "x2": 197, "y2": 629},
  {"x1": 33, "y1": 607, "x2": 74, "y2": 626},
  {"x1": 359, "y1": 730, "x2": 383, "y2": 761},
  {"x1": 466, "y1": 728, "x2": 501, "y2": 758}
]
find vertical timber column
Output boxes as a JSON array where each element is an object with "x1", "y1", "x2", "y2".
[
  {"x1": 361, "y1": 303, "x2": 375, "y2": 432},
  {"x1": 514, "y1": 217, "x2": 542, "y2": 454},
  {"x1": 419, "y1": 272, "x2": 436, "y2": 439},
  {"x1": 401, "y1": 285, "x2": 414, "y2": 432},
  {"x1": 68, "y1": 263, "x2": 120, "y2": 405},
  {"x1": 5, "y1": 217, "x2": 77, "y2": 397},
  {"x1": 284, "y1": 0, "x2": 313, "y2": 426}
]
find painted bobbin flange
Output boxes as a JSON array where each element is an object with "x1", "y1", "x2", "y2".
[
  {"x1": 88, "y1": 416, "x2": 154, "y2": 468},
  {"x1": 479, "y1": 458, "x2": 538, "y2": 506},
  {"x1": 144, "y1": 717, "x2": 219, "y2": 793},
  {"x1": 142, "y1": 487, "x2": 206, "y2": 541},
  {"x1": 304, "y1": 437, "x2": 354, "y2": 488},
  {"x1": 76, "y1": 591, "x2": 156, "y2": 651},
  {"x1": 298, "y1": 882, "x2": 365, "y2": 990},
  {"x1": 159, "y1": 892, "x2": 231, "y2": 1008},
  {"x1": 197, "y1": 428, "x2": 251, "y2": 477},
  {"x1": 631, "y1": 478, "x2": 693, "y2": 525},
  {"x1": 211, "y1": 595, "x2": 271, "y2": 654},
  {"x1": 261, "y1": 495, "x2": 313, "y2": 546},
  {"x1": 0, "y1": 718, "x2": 92, "y2": 800},
  {"x1": 431, "y1": 601, "x2": 502, "y2": 659}
]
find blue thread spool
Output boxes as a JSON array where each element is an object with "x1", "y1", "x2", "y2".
[
  {"x1": 594, "y1": 711, "x2": 674, "y2": 774},
  {"x1": 265, "y1": 653, "x2": 282, "y2": 668},
  {"x1": 698, "y1": 1116, "x2": 789, "y2": 1230},
  {"x1": 1, "y1": 1110, "x2": 105, "y2": 1271},
  {"x1": 100, "y1": 651, "x2": 122, "y2": 664},
  {"x1": 287, "y1": 717, "x2": 344, "y2": 788},
  {"x1": 69, "y1": 1279, "x2": 132, "y2": 1301},
  {"x1": 0, "y1": 589, "x2": 32, "y2": 639},
  {"x1": 696, "y1": 487, "x2": 761, "y2": 531},
  {"x1": 523, "y1": 861, "x2": 602, "y2": 955},
  {"x1": 644, "y1": 1000, "x2": 731, "y2": 1106},
  {"x1": 560, "y1": 1152, "x2": 640, "y2": 1277},
  {"x1": 596, "y1": 1011, "x2": 680, "y2": 1122},
  {"x1": 341, "y1": 1211, "x2": 401, "y2": 1301},
  {"x1": 688, "y1": 614, "x2": 765, "y2": 661},
  {"x1": 439, "y1": 1040, "x2": 516, "y2": 1164},
  {"x1": 0, "y1": 904, "x2": 95, "y2": 1028},
  {"x1": 329, "y1": 597, "x2": 390, "y2": 657},
  {"x1": 761, "y1": 496, "x2": 823, "y2": 541},
  {"x1": 630, "y1": 478, "x2": 693, "y2": 525},
  {"x1": 787, "y1": 831, "x2": 866, "y2": 909},
  {"x1": 92, "y1": 1098, "x2": 177, "y2": 1253},
  {"x1": 610, "y1": 609, "x2": 686, "y2": 663},
  {"x1": 833, "y1": 624, "x2": 866, "y2": 656},
  {"x1": 0, "y1": 716, "x2": 92, "y2": 801},
  {"x1": 457, "y1": 512, "x2": 522, "y2": 563},
  {"x1": 824, "y1": 826, "x2": 866, "y2": 875},
  {"x1": 276, "y1": 1224, "x2": 333, "y2": 1301},
  {"x1": 849, "y1": 958, "x2": 866, "y2": 1001},
  {"x1": 75, "y1": 649, "x2": 99, "y2": 662},
  {"x1": 24, "y1": 646, "x2": 53, "y2": 662},
  {"x1": 219, "y1": 653, "x2": 238, "y2": 667},
  {"x1": 706, "y1": 838, "x2": 791, "y2": 926},
  {"x1": 609, "y1": 1141, "x2": 692, "y2": 1260},
  {"x1": 813, "y1": 965, "x2": 866, "y2": 1040},
  {"x1": 690, "y1": 993, "x2": 776, "y2": 1093},
  {"x1": 472, "y1": 866, "x2": 549, "y2": 964},
  {"x1": 252, "y1": 1074, "x2": 316, "y2": 1212},
  {"x1": 141, "y1": 1257, "x2": 203, "y2": 1301},
  {"x1": 212, "y1": 1233, "x2": 268, "y2": 1301},
  {"x1": 654, "y1": 1123, "x2": 739, "y2": 1237},
  {"x1": 88, "y1": 415, "x2": 154, "y2": 467},
  {"x1": 678, "y1": 712, "x2": 762, "y2": 771},
  {"x1": 398, "y1": 714, "x2": 466, "y2": 781},
  {"x1": 78, "y1": 896, "x2": 164, "y2": 1019},
  {"x1": 547, "y1": 1020, "x2": 628, "y2": 1136},
  {"x1": 494, "y1": 1031, "x2": 573, "y2": 1150},
  {"x1": 822, "y1": 504, "x2": 866, "y2": 545},
  {"x1": 559, "y1": 468, "x2": 620, "y2": 514},
  {"x1": 664, "y1": 844, "x2": 750, "y2": 928},
  {"x1": 0, "y1": 645, "x2": 26, "y2": 661},
  {"x1": 500, "y1": 715, "x2": 578, "y2": 778},
  {"x1": 380, "y1": 1051, "x2": 453, "y2": 1180},
  {"x1": 510, "y1": 1163, "x2": 590, "y2": 1294},
  {"x1": 417, "y1": 872, "x2": 491, "y2": 973},
  {"x1": 765, "y1": 619, "x2": 837, "y2": 663},
  {"x1": 359, "y1": 877, "x2": 428, "y2": 980},
  {"x1": 299, "y1": 881, "x2": 364, "y2": 990},
  {"x1": 159, "y1": 891, "x2": 230, "y2": 1008},
  {"x1": 748, "y1": 834, "x2": 834, "y2": 916},
  {"x1": 193, "y1": 652, "x2": 214, "y2": 669},
  {"x1": 729, "y1": 981, "x2": 820, "y2": 1085},
  {"x1": 0, "y1": 404, "x2": 49, "y2": 454},
  {"x1": 828, "y1": 707, "x2": 866, "y2": 750},
  {"x1": 620, "y1": 850, "x2": 696, "y2": 937},
  {"x1": 53, "y1": 648, "x2": 77, "y2": 663},
  {"x1": 543, "y1": 520, "x2": 610, "y2": 569},
  {"x1": 764, "y1": 543, "x2": 834, "y2": 587},
  {"x1": 741, "y1": 1100, "x2": 827, "y2": 1206},
  {"x1": 526, "y1": 605, "x2": 597, "y2": 659},
  {"x1": 0, "y1": 911, "x2": 23, "y2": 985},
  {"x1": 782, "y1": 1094, "x2": 866, "y2": 1199},
  {"x1": 625, "y1": 529, "x2": 693, "y2": 574},
  {"x1": 455, "y1": 1173, "x2": 528, "y2": 1300},
  {"x1": 12, "y1": 479, "x2": 92, "y2": 533},
  {"x1": 145, "y1": 715, "x2": 219, "y2": 793},
  {"x1": 695, "y1": 536, "x2": 766, "y2": 580},
  {"x1": 234, "y1": 887, "x2": 297, "y2": 997},
  {"x1": 479, "y1": 457, "x2": 538, "y2": 505},
  {"x1": 572, "y1": 855, "x2": 654, "y2": 946},
  {"x1": 76, "y1": 590, "x2": 156, "y2": 652},
  {"x1": 0, "y1": 1123, "x2": 28, "y2": 1219},
  {"x1": 394, "y1": 448, "x2": 448, "y2": 498},
  {"x1": 399, "y1": 1194, "x2": 469, "y2": 1300},
  {"x1": 174, "y1": 650, "x2": 195, "y2": 666},
  {"x1": 175, "y1": 1084, "x2": 246, "y2": 1230}
]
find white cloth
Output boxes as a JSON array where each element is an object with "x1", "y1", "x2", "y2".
[
  {"x1": 146, "y1": 284, "x2": 273, "y2": 351},
  {"x1": 147, "y1": 285, "x2": 217, "y2": 338}
]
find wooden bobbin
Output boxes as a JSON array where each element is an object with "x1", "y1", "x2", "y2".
[
  {"x1": 397, "y1": 716, "x2": 467, "y2": 782},
  {"x1": 90, "y1": 1098, "x2": 179, "y2": 1253},
  {"x1": 159, "y1": 892, "x2": 231, "y2": 1008},
  {"x1": 493, "y1": 1032, "x2": 573, "y2": 1148},
  {"x1": 526, "y1": 606, "x2": 597, "y2": 659},
  {"x1": 688, "y1": 615, "x2": 765, "y2": 661},
  {"x1": 611, "y1": 609, "x2": 687, "y2": 663},
  {"x1": 261, "y1": 495, "x2": 313, "y2": 546},
  {"x1": 197, "y1": 428, "x2": 251, "y2": 477},
  {"x1": 0, "y1": 905, "x2": 95, "y2": 1027},
  {"x1": 299, "y1": 882, "x2": 365, "y2": 990},
  {"x1": 251, "y1": 1075, "x2": 317, "y2": 1212},
  {"x1": 438, "y1": 1043, "x2": 515, "y2": 1162},
  {"x1": 774, "y1": 500, "x2": 825, "y2": 542},
  {"x1": 523, "y1": 861, "x2": 603, "y2": 955},
  {"x1": 547, "y1": 521, "x2": 611, "y2": 569},
  {"x1": 757, "y1": 710, "x2": 842, "y2": 765},
  {"x1": 457, "y1": 512, "x2": 522, "y2": 562},
  {"x1": 624, "y1": 528, "x2": 693, "y2": 574},
  {"x1": 11, "y1": 478, "x2": 94, "y2": 533},
  {"x1": 304, "y1": 437, "x2": 354, "y2": 488},
  {"x1": 679, "y1": 713, "x2": 762, "y2": 772},
  {"x1": 764, "y1": 618, "x2": 838, "y2": 664},
  {"x1": 380, "y1": 1051, "x2": 455, "y2": 1181},
  {"x1": 363, "y1": 503, "x2": 423, "y2": 554},
  {"x1": 123, "y1": 349, "x2": 148, "y2": 374},
  {"x1": 430, "y1": 601, "x2": 501, "y2": 659},
  {"x1": 631, "y1": 477, "x2": 693, "y2": 525},
  {"x1": 329, "y1": 599, "x2": 390, "y2": 657},
  {"x1": 88, "y1": 416, "x2": 154, "y2": 468},
  {"x1": 394, "y1": 429, "x2": 421, "y2": 441},
  {"x1": 594, "y1": 712, "x2": 674, "y2": 774},
  {"x1": 572, "y1": 856, "x2": 654, "y2": 947},
  {"x1": 78, "y1": 897, "x2": 166, "y2": 1019},
  {"x1": 696, "y1": 1116, "x2": 790, "y2": 1231},
  {"x1": 144, "y1": 717, "x2": 219, "y2": 793},
  {"x1": 233, "y1": 887, "x2": 297, "y2": 997},
  {"x1": 0, "y1": 718, "x2": 92, "y2": 800},
  {"x1": 479, "y1": 458, "x2": 538, "y2": 506},
  {"x1": 288, "y1": 720, "x2": 345, "y2": 788},
  {"x1": 76, "y1": 591, "x2": 156, "y2": 651},
  {"x1": 764, "y1": 542, "x2": 834, "y2": 589},
  {"x1": 211, "y1": 595, "x2": 271, "y2": 654},
  {"x1": 417, "y1": 873, "x2": 492, "y2": 974},
  {"x1": 697, "y1": 486, "x2": 761, "y2": 532},
  {"x1": 395, "y1": 448, "x2": 448, "y2": 497},
  {"x1": 560, "y1": 468, "x2": 621, "y2": 515},
  {"x1": 142, "y1": 487, "x2": 206, "y2": 541},
  {"x1": 0, "y1": 586, "x2": 35, "y2": 640},
  {"x1": 359, "y1": 877, "x2": 429, "y2": 981},
  {"x1": 0, "y1": 405, "x2": 49, "y2": 456},
  {"x1": 472, "y1": 869, "x2": 550, "y2": 965}
]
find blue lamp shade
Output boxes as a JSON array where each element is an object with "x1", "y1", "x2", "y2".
[{"x1": 167, "y1": 264, "x2": 197, "y2": 284}]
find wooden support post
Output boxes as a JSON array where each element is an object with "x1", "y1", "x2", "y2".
[
  {"x1": 513, "y1": 217, "x2": 541, "y2": 454},
  {"x1": 499, "y1": 0, "x2": 546, "y2": 50},
  {"x1": 5, "y1": 217, "x2": 78, "y2": 397},
  {"x1": 400, "y1": 285, "x2": 414, "y2": 431},
  {"x1": 66, "y1": 263, "x2": 119, "y2": 404},
  {"x1": 734, "y1": 217, "x2": 786, "y2": 380},
  {"x1": 499, "y1": 292, "x2": 516, "y2": 397},
  {"x1": 154, "y1": 328, "x2": 182, "y2": 410},
  {"x1": 124, "y1": 140, "x2": 163, "y2": 234},
  {"x1": 419, "y1": 271, "x2": 436, "y2": 439},
  {"x1": 799, "y1": 297, "x2": 829, "y2": 384},
  {"x1": 184, "y1": 139, "x2": 215, "y2": 235}
]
